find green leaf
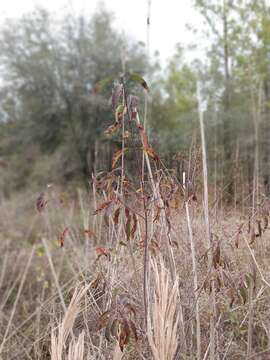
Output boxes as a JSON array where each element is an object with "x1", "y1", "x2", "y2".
[
  {"x1": 94, "y1": 75, "x2": 114, "y2": 93},
  {"x1": 128, "y1": 73, "x2": 149, "y2": 91}
]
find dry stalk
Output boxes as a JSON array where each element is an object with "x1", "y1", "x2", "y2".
[
  {"x1": 0, "y1": 246, "x2": 35, "y2": 355},
  {"x1": 147, "y1": 257, "x2": 179, "y2": 360},
  {"x1": 197, "y1": 82, "x2": 216, "y2": 360},
  {"x1": 51, "y1": 284, "x2": 91, "y2": 360},
  {"x1": 184, "y1": 171, "x2": 201, "y2": 359}
]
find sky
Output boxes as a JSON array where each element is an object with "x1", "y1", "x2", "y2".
[{"x1": 0, "y1": 0, "x2": 203, "y2": 65}]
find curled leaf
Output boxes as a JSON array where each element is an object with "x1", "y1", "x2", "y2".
[
  {"x1": 128, "y1": 73, "x2": 149, "y2": 91},
  {"x1": 96, "y1": 247, "x2": 109, "y2": 257},
  {"x1": 94, "y1": 75, "x2": 114, "y2": 93},
  {"x1": 59, "y1": 227, "x2": 69, "y2": 248},
  {"x1": 115, "y1": 104, "x2": 125, "y2": 122},
  {"x1": 112, "y1": 148, "x2": 127, "y2": 169},
  {"x1": 94, "y1": 200, "x2": 113, "y2": 215},
  {"x1": 113, "y1": 207, "x2": 121, "y2": 225},
  {"x1": 36, "y1": 192, "x2": 47, "y2": 213},
  {"x1": 105, "y1": 122, "x2": 121, "y2": 135},
  {"x1": 144, "y1": 147, "x2": 159, "y2": 161}
]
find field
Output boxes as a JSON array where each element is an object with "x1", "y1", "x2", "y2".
[{"x1": 1, "y1": 166, "x2": 270, "y2": 360}]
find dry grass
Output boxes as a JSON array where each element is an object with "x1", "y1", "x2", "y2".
[
  {"x1": 147, "y1": 257, "x2": 179, "y2": 360},
  {"x1": 1, "y1": 181, "x2": 270, "y2": 360}
]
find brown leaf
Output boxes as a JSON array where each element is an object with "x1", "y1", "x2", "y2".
[
  {"x1": 256, "y1": 220, "x2": 262, "y2": 237},
  {"x1": 112, "y1": 148, "x2": 127, "y2": 169},
  {"x1": 154, "y1": 206, "x2": 162, "y2": 222},
  {"x1": 118, "y1": 321, "x2": 130, "y2": 352},
  {"x1": 36, "y1": 192, "x2": 47, "y2": 213},
  {"x1": 97, "y1": 310, "x2": 111, "y2": 330},
  {"x1": 94, "y1": 200, "x2": 113, "y2": 215},
  {"x1": 59, "y1": 227, "x2": 69, "y2": 248},
  {"x1": 90, "y1": 272, "x2": 102, "y2": 289},
  {"x1": 125, "y1": 215, "x2": 131, "y2": 241},
  {"x1": 145, "y1": 147, "x2": 159, "y2": 161},
  {"x1": 113, "y1": 207, "x2": 121, "y2": 225},
  {"x1": 263, "y1": 215, "x2": 268, "y2": 231},
  {"x1": 235, "y1": 223, "x2": 244, "y2": 248},
  {"x1": 130, "y1": 213, "x2": 137, "y2": 238},
  {"x1": 129, "y1": 320, "x2": 138, "y2": 341},
  {"x1": 250, "y1": 228, "x2": 256, "y2": 244},
  {"x1": 104, "y1": 122, "x2": 121, "y2": 135},
  {"x1": 213, "y1": 243, "x2": 221, "y2": 269},
  {"x1": 84, "y1": 229, "x2": 96, "y2": 237}
]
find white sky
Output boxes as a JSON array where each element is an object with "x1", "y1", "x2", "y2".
[{"x1": 0, "y1": 0, "x2": 203, "y2": 65}]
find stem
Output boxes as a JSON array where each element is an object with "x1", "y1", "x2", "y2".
[
  {"x1": 197, "y1": 82, "x2": 215, "y2": 360},
  {"x1": 184, "y1": 172, "x2": 201, "y2": 359}
]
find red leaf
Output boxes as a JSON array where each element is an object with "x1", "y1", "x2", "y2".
[
  {"x1": 59, "y1": 227, "x2": 69, "y2": 248},
  {"x1": 36, "y1": 192, "x2": 47, "y2": 213},
  {"x1": 96, "y1": 247, "x2": 108, "y2": 257}
]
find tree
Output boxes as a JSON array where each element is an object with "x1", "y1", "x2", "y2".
[{"x1": 0, "y1": 7, "x2": 147, "y2": 189}]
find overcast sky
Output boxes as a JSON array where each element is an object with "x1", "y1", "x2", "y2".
[{"x1": 0, "y1": 0, "x2": 203, "y2": 65}]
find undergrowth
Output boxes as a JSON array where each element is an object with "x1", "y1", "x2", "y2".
[{"x1": 1, "y1": 74, "x2": 270, "y2": 360}]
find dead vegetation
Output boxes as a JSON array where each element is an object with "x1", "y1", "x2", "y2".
[{"x1": 1, "y1": 75, "x2": 270, "y2": 360}]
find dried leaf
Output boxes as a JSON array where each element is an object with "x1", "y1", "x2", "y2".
[
  {"x1": 263, "y1": 215, "x2": 268, "y2": 231},
  {"x1": 90, "y1": 273, "x2": 102, "y2": 289},
  {"x1": 94, "y1": 200, "x2": 113, "y2": 215},
  {"x1": 144, "y1": 147, "x2": 159, "y2": 161},
  {"x1": 113, "y1": 207, "x2": 121, "y2": 225},
  {"x1": 104, "y1": 122, "x2": 121, "y2": 135},
  {"x1": 125, "y1": 215, "x2": 131, "y2": 241},
  {"x1": 84, "y1": 229, "x2": 95, "y2": 237},
  {"x1": 36, "y1": 192, "x2": 47, "y2": 213},
  {"x1": 250, "y1": 228, "x2": 256, "y2": 244},
  {"x1": 235, "y1": 223, "x2": 244, "y2": 248},
  {"x1": 129, "y1": 320, "x2": 138, "y2": 341},
  {"x1": 227, "y1": 287, "x2": 236, "y2": 308},
  {"x1": 154, "y1": 206, "x2": 162, "y2": 222},
  {"x1": 136, "y1": 122, "x2": 149, "y2": 148},
  {"x1": 256, "y1": 220, "x2": 262, "y2": 237},
  {"x1": 97, "y1": 310, "x2": 110, "y2": 330},
  {"x1": 118, "y1": 321, "x2": 130, "y2": 352},
  {"x1": 130, "y1": 213, "x2": 137, "y2": 238},
  {"x1": 96, "y1": 247, "x2": 108, "y2": 257},
  {"x1": 239, "y1": 286, "x2": 248, "y2": 305},
  {"x1": 112, "y1": 148, "x2": 127, "y2": 169},
  {"x1": 213, "y1": 243, "x2": 221, "y2": 269},
  {"x1": 111, "y1": 319, "x2": 120, "y2": 338},
  {"x1": 59, "y1": 227, "x2": 69, "y2": 248},
  {"x1": 105, "y1": 324, "x2": 113, "y2": 342}
]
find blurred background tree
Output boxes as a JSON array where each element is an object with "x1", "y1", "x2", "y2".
[{"x1": 1, "y1": 0, "x2": 270, "y2": 204}]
